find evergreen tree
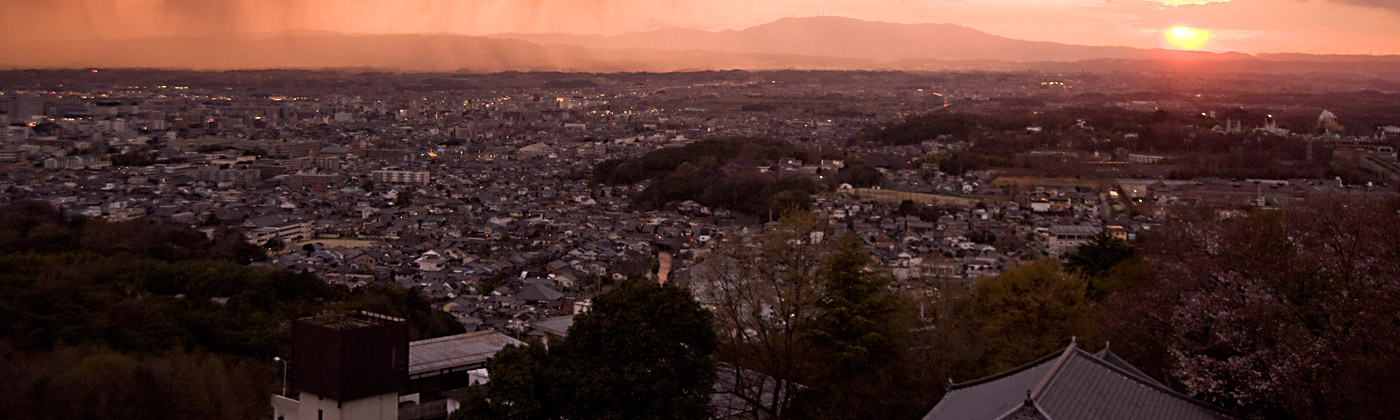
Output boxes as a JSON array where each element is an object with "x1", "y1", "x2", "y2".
[{"x1": 466, "y1": 281, "x2": 716, "y2": 420}]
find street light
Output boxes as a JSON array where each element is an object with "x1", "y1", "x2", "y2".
[{"x1": 273, "y1": 356, "x2": 289, "y2": 396}]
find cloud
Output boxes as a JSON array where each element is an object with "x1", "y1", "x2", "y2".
[{"x1": 1325, "y1": 0, "x2": 1400, "y2": 13}]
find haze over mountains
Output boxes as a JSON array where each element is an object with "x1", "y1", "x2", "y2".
[
  {"x1": 4, "y1": 17, "x2": 1397, "y2": 73},
  {"x1": 491, "y1": 17, "x2": 1192, "y2": 63}
]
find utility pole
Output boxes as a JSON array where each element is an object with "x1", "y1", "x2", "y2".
[{"x1": 274, "y1": 356, "x2": 289, "y2": 396}]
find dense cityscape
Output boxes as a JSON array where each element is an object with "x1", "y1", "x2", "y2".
[
  {"x1": 4, "y1": 2, "x2": 1400, "y2": 419},
  {"x1": 2, "y1": 66, "x2": 1398, "y2": 419}
]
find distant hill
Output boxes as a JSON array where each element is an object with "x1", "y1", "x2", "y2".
[
  {"x1": 3, "y1": 17, "x2": 1398, "y2": 72},
  {"x1": 491, "y1": 16, "x2": 1214, "y2": 63},
  {"x1": 0, "y1": 32, "x2": 877, "y2": 72}
]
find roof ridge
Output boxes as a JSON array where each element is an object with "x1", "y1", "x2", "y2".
[
  {"x1": 1065, "y1": 346, "x2": 1234, "y2": 417},
  {"x1": 1095, "y1": 347, "x2": 1157, "y2": 384},
  {"x1": 989, "y1": 396, "x2": 1055, "y2": 420},
  {"x1": 946, "y1": 347, "x2": 1065, "y2": 390},
  {"x1": 1028, "y1": 341, "x2": 1077, "y2": 400},
  {"x1": 410, "y1": 330, "x2": 494, "y2": 345}
]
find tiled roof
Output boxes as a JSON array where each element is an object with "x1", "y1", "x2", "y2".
[{"x1": 922, "y1": 342, "x2": 1231, "y2": 420}]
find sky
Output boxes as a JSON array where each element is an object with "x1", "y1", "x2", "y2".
[{"x1": 2, "y1": 0, "x2": 1399, "y2": 55}]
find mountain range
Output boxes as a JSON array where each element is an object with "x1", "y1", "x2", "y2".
[
  {"x1": 3, "y1": 17, "x2": 1396, "y2": 72},
  {"x1": 490, "y1": 17, "x2": 1207, "y2": 63}
]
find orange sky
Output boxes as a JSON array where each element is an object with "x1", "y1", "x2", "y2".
[{"x1": 2, "y1": 0, "x2": 1399, "y2": 55}]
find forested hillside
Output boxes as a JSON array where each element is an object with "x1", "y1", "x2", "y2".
[{"x1": 0, "y1": 201, "x2": 462, "y2": 420}]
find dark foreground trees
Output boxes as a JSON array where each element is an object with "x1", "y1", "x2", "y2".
[
  {"x1": 1105, "y1": 198, "x2": 1400, "y2": 419},
  {"x1": 695, "y1": 215, "x2": 927, "y2": 420},
  {"x1": 463, "y1": 281, "x2": 717, "y2": 420},
  {"x1": 0, "y1": 201, "x2": 462, "y2": 420}
]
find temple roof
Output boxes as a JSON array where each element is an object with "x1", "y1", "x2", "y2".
[{"x1": 922, "y1": 341, "x2": 1232, "y2": 420}]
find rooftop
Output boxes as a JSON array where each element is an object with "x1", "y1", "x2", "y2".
[
  {"x1": 408, "y1": 330, "x2": 524, "y2": 378},
  {"x1": 300, "y1": 311, "x2": 405, "y2": 330},
  {"x1": 922, "y1": 341, "x2": 1231, "y2": 420}
]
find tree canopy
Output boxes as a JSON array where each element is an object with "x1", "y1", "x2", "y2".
[
  {"x1": 1105, "y1": 198, "x2": 1400, "y2": 419},
  {"x1": 0, "y1": 201, "x2": 462, "y2": 420},
  {"x1": 591, "y1": 139, "x2": 825, "y2": 217},
  {"x1": 466, "y1": 281, "x2": 716, "y2": 420}
]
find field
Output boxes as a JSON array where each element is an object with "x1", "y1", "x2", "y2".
[
  {"x1": 849, "y1": 188, "x2": 984, "y2": 207},
  {"x1": 990, "y1": 175, "x2": 1107, "y2": 190}
]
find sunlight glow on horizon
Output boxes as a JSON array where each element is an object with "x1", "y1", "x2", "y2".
[
  {"x1": 2, "y1": 0, "x2": 1400, "y2": 58},
  {"x1": 1166, "y1": 26, "x2": 1211, "y2": 50}
]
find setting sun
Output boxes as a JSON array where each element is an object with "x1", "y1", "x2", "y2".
[{"x1": 1166, "y1": 26, "x2": 1211, "y2": 50}]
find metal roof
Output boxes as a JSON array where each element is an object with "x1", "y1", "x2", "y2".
[
  {"x1": 408, "y1": 330, "x2": 523, "y2": 378},
  {"x1": 531, "y1": 314, "x2": 575, "y2": 337},
  {"x1": 1047, "y1": 225, "x2": 1100, "y2": 236}
]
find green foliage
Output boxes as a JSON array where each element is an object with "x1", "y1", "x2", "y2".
[
  {"x1": 931, "y1": 152, "x2": 998, "y2": 176},
  {"x1": 966, "y1": 230, "x2": 996, "y2": 245},
  {"x1": 770, "y1": 189, "x2": 813, "y2": 216},
  {"x1": 111, "y1": 151, "x2": 157, "y2": 167},
  {"x1": 565, "y1": 281, "x2": 717, "y2": 420},
  {"x1": 326, "y1": 285, "x2": 466, "y2": 341},
  {"x1": 473, "y1": 343, "x2": 561, "y2": 420},
  {"x1": 593, "y1": 139, "x2": 823, "y2": 216},
  {"x1": 0, "y1": 346, "x2": 272, "y2": 420},
  {"x1": 0, "y1": 201, "x2": 266, "y2": 263},
  {"x1": 832, "y1": 160, "x2": 883, "y2": 187},
  {"x1": 635, "y1": 171, "x2": 818, "y2": 217},
  {"x1": 592, "y1": 140, "x2": 745, "y2": 185},
  {"x1": 804, "y1": 236, "x2": 902, "y2": 371},
  {"x1": 1063, "y1": 232, "x2": 1142, "y2": 299},
  {"x1": 854, "y1": 112, "x2": 977, "y2": 145},
  {"x1": 394, "y1": 189, "x2": 414, "y2": 207},
  {"x1": 788, "y1": 235, "x2": 917, "y2": 420},
  {"x1": 472, "y1": 281, "x2": 716, "y2": 420},
  {"x1": 0, "y1": 201, "x2": 461, "y2": 419},
  {"x1": 973, "y1": 260, "x2": 1093, "y2": 372}
]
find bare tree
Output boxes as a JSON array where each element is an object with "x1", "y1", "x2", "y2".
[{"x1": 691, "y1": 212, "x2": 828, "y2": 420}]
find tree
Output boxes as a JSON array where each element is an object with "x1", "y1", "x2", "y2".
[
  {"x1": 769, "y1": 190, "x2": 812, "y2": 218},
  {"x1": 805, "y1": 235, "x2": 902, "y2": 371},
  {"x1": 833, "y1": 161, "x2": 884, "y2": 187},
  {"x1": 973, "y1": 259, "x2": 1092, "y2": 372},
  {"x1": 1064, "y1": 231, "x2": 1134, "y2": 280},
  {"x1": 327, "y1": 285, "x2": 466, "y2": 340},
  {"x1": 966, "y1": 230, "x2": 996, "y2": 245},
  {"x1": 693, "y1": 213, "x2": 829, "y2": 420},
  {"x1": 394, "y1": 189, "x2": 414, "y2": 207},
  {"x1": 1063, "y1": 231, "x2": 1142, "y2": 299},
  {"x1": 564, "y1": 281, "x2": 717, "y2": 420},
  {"x1": 1105, "y1": 198, "x2": 1400, "y2": 419},
  {"x1": 792, "y1": 235, "x2": 912, "y2": 420},
  {"x1": 0, "y1": 201, "x2": 465, "y2": 420},
  {"x1": 468, "y1": 343, "x2": 562, "y2": 420},
  {"x1": 262, "y1": 238, "x2": 285, "y2": 252},
  {"x1": 474, "y1": 281, "x2": 716, "y2": 420}
]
